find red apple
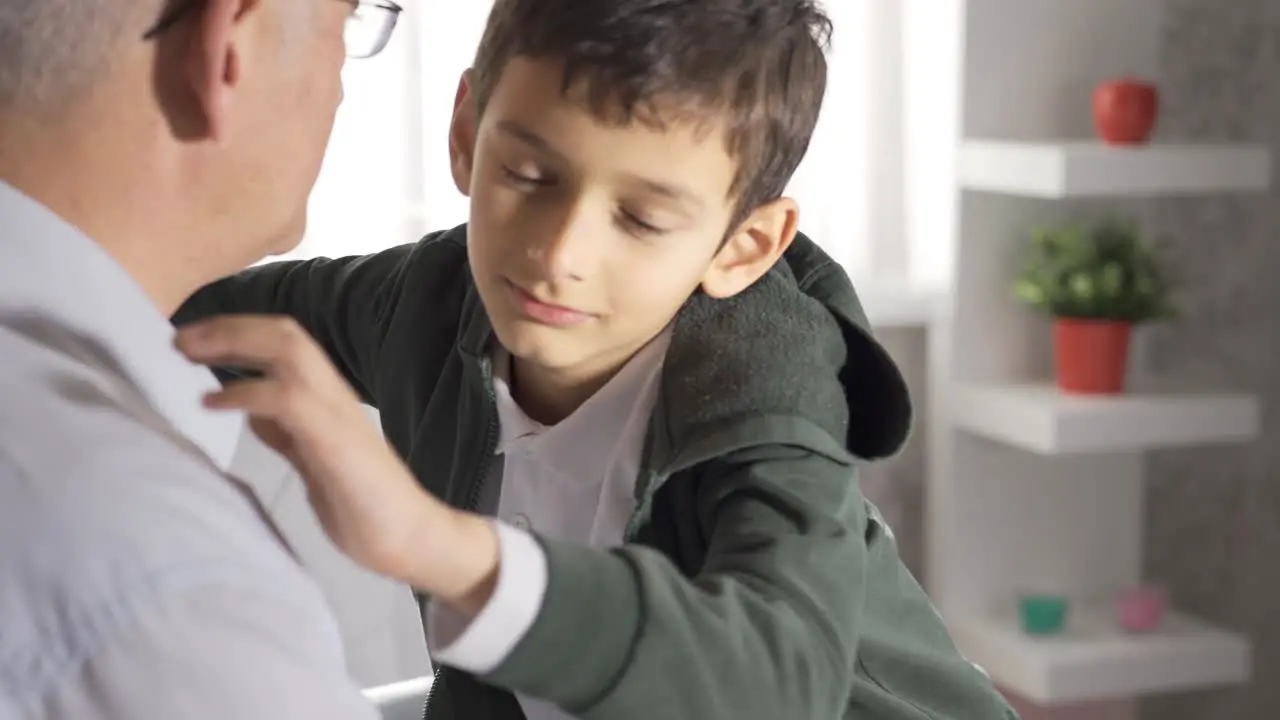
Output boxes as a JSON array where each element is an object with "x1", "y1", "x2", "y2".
[{"x1": 1092, "y1": 78, "x2": 1159, "y2": 145}]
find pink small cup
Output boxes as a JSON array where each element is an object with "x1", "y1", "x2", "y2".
[{"x1": 1116, "y1": 586, "x2": 1167, "y2": 633}]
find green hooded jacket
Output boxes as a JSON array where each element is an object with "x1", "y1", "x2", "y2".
[{"x1": 175, "y1": 226, "x2": 1017, "y2": 720}]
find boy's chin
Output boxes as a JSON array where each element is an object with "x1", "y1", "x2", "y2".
[{"x1": 494, "y1": 322, "x2": 585, "y2": 366}]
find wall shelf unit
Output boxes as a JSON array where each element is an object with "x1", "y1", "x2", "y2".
[
  {"x1": 926, "y1": 2, "x2": 1269, "y2": 718},
  {"x1": 950, "y1": 383, "x2": 1260, "y2": 454},
  {"x1": 952, "y1": 608, "x2": 1250, "y2": 705},
  {"x1": 958, "y1": 140, "x2": 1271, "y2": 197}
]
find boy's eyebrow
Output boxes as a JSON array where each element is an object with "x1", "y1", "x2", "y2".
[
  {"x1": 628, "y1": 176, "x2": 705, "y2": 211},
  {"x1": 496, "y1": 120, "x2": 567, "y2": 162},
  {"x1": 495, "y1": 119, "x2": 704, "y2": 210}
]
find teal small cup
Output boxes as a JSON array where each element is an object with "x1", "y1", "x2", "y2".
[{"x1": 1019, "y1": 595, "x2": 1068, "y2": 636}]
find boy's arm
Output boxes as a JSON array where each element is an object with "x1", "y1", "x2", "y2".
[
  {"x1": 173, "y1": 245, "x2": 414, "y2": 404},
  {"x1": 441, "y1": 445, "x2": 1013, "y2": 720},
  {"x1": 175, "y1": 299, "x2": 1004, "y2": 719}
]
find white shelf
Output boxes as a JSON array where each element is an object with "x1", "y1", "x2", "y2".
[
  {"x1": 958, "y1": 140, "x2": 1271, "y2": 197},
  {"x1": 951, "y1": 383, "x2": 1260, "y2": 454},
  {"x1": 953, "y1": 607, "x2": 1250, "y2": 705}
]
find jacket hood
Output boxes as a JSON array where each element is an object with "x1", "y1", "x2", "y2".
[{"x1": 659, "y1": 232, "x2": 913, "y2": 466}]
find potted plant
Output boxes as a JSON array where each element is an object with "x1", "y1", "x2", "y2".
[{"x1": 1014, "y1": 217, "x2": 1175, "y2": 394}]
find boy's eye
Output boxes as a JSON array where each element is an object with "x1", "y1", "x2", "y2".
[
  {"x1": 501, "y1": 165, "x2": 550, "y2": 189},
  {"x1": 619, "y1": 210, "x2": 666, "y2": 237}
]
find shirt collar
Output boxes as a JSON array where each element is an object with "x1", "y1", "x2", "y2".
[
  {"x1": 0, "y1": 181, "x2": 244, "y2": 469},
  {"x1": 491, "y1": 326, "x2": 672, "y2": 472}
]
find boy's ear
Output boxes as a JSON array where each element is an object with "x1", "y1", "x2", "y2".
[
  {"x1": 448, "y1": 69, "x2": 479, "y2": 197},
  {"x1": 700, "y1": 198, "x2": 800, "y2": 299}
]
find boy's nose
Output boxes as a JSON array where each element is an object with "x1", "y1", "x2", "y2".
[{"x1": 527, "y1": 205, "x2": 597, "y2": 282}]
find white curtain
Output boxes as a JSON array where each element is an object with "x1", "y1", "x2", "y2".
[
  {"x1": 785, "y1": 0, "x2": 879, "y2": 276},
  {"x1": 285, "y1": 1, "x2": 951, "y2": 290}
]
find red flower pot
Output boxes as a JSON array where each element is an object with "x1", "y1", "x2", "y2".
[
  {"x1": 1092, "y1": 79, "x2": 1159, "y2": 145},
  {"x1": 1054, "y1": 319, "x2": 1131, "y2": 394}
]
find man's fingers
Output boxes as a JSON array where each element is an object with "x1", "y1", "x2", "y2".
[{"x1": 176, "y1": 315, "x2": 314, "y2": 380}]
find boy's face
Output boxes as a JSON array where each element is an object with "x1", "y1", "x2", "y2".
[{"x1": 450, "y1": 57, "x2": 797, "y2": 383}]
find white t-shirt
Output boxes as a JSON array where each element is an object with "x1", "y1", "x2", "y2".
[{"x1": 429, "y1": 329, "x2": 672, "y2": 720}]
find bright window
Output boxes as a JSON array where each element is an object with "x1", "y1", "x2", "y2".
[{"x1": 284, "y1": 1, "x2": 957, "y2": 292}]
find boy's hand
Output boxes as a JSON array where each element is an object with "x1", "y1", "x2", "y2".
[{"x1": 175, "y1": 315, "x2": 499, "y2": 616}]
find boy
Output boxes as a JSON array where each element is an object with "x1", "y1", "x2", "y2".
[{"x1": 176, "y1": 1, "x2": 1017, "y2": 718}]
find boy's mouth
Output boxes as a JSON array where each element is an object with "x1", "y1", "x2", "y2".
[{"x1": 502, "y1": 278, "x2": 595, "y2": 327}]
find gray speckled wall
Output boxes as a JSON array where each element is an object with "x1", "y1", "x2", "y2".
[
  {"x1": 1140, "y1": 1, "x2": 1280, "y2": 717},
  {"x1": 865, "y1": 2, "x2": 1280, "y2": 715}
]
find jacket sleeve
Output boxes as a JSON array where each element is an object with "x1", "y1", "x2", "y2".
[
  {"x1": 172, "y1": 245, "x2": 415, "y2": 405},
  {"x1": 478, "y1": 443, "x2": 1015, "y2": 720},
  {"x1": 483, "y1": 443, "x2": 866, "y2": 718}
]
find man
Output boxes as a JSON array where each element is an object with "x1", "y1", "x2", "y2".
[{"x1": 0, "y1": 0, "x2": 405, "y2": 717}]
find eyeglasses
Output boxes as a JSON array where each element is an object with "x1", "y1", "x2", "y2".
[
  {"x1": 341, "y1": 0, "x2": 402, "y2": 59},
  {"x1": 142, "y1": 0, "x2": 403, "y2": 60}
]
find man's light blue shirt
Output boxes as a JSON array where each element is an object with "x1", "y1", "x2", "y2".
[{"x1": 0, "y1": 181, "x2": 379, "y2": 720}]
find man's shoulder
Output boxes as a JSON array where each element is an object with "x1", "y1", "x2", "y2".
[
  {"x1": 0, "y1": 325, "x2": 306, "y2": 582},
  {"x1": 0, "y1": 329, "x2": 334, "y2": 706},
  {"x1": 0, "y1": 442, "x2": 336, "y2": 707}
]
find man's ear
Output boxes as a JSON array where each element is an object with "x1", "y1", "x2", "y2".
[
  {"x1": 186, "y1": 0, "x2": 259, "y2": 142},
  {"x1": 449, "y1": 69, "x2": 479, "y2": 197},
  {"x1": 701, "y1": 198, "x2": 800, "y2": 299}
]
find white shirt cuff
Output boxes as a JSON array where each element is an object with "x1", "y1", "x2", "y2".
[{"x1": 426, "y1": 521, "x2": 548, "y2": 674}]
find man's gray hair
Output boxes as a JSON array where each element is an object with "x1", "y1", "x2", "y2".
[
  {"x1": 0, "y1": 0, "x2": 151, "y2": 116},
  {"x1": 0, "y1": 1, "x2": 317, "y2": 118}
]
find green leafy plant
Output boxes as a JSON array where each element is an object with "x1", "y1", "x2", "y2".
[{"x1": 1013, "y1": 217, "x2": 1175, "y2": 323}]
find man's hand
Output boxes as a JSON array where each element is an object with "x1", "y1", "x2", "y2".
[{"x1": 175, "y1": 315, "x2": 499, "y2": 616}]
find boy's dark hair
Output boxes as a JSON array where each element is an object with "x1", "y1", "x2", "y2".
[{"x1": 471, "y1": 0, "x2": 832, "y2": 225}]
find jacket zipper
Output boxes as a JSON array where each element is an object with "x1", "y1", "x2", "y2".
[{"x1": 422, "y1": 355, "x2": 500, "y2": 720}]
